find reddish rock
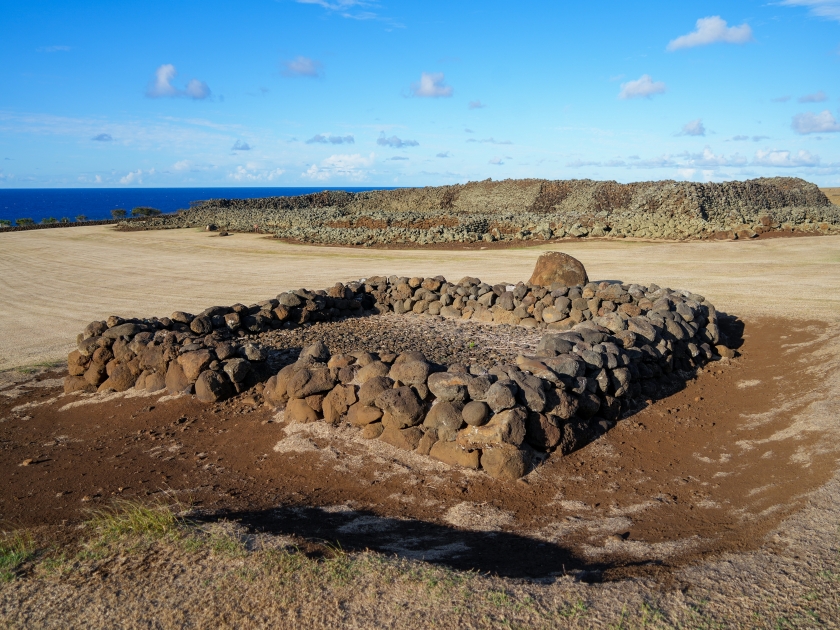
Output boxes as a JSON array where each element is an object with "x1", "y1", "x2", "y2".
[{"x1": 528, "y1": 252, "x2": 588, "y2": 288}]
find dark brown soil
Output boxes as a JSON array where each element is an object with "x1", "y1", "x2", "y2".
[{"x1": 1, "y1": 317, "x2": 835, "y2": 582}]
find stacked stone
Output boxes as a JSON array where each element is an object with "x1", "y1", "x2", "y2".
[{"x1": 62, "y1": 268, "x2": 727, "y2": 480}]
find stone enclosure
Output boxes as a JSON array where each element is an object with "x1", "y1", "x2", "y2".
[{"x1": 63, "y1": 253, "x2": 731, "y2": 480}]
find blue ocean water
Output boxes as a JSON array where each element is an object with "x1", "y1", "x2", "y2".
[{"x1": 0, "y1": 187, "x2": 393, "y2": 225}]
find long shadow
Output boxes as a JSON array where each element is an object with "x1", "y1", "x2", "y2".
[{"x1": 192, "y1": 505, "x2": 655, "y2": 582}]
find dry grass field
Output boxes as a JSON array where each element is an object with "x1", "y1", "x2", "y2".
[
  {"x1": 1, "y1": 225, "x2": 839, "y2": 369},
  {"x1": 821, "y1": 187, "x2": 840, "y2": 206},
  {"x1": 2, "y1": 225, "x2": 840, "y2": 628}
]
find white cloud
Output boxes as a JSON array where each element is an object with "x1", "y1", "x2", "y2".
[
  {"x1": 465, "y1": 137, "x2": 513, "y2": 145},
  {"x1": 618, "y1": 74, "x2": 666, "y2": 100},
  {"x1": 296, "y1": 0, "x2": 366, "y2": 8},
  {"x1": 91, "y1": 133, "x2": 113, "y2": 142},
  {"x1": 436, "y1": 151, "x2": 451, "y2": 158},
  {"x1": 231, "y1": 140, "x2": 252, "y2": 151},
  {"x1": 489, "y1": 157, "x2": 504, "y2": 165},
  {"x1": 387, "y1": 156, "x2": 409, "y2": 161},
  {"x1": 282, "y1": 56, "x2": 323, "y2": 78},
  {"x1": 146, "y1": 64, "x2": 211, "y2": 100},
  {"x1": 173, "y1": 160, "x2": 192, "y2": 171},
  {"x1": 667, "y1": 16, "x2": 753, "y2": 51},
  {"x1": 792, "y1": 110, "x2": 840, "y2": 134},
  {"x1": 302, "y1": 153, "x2": 375, "y2": 181},
  {"x1": 120, "y1": 168, "x2": 155, "y2": 184},
  {"x1": 306, "y1": 133, "x2": 355, "y2": 144},
  {"x1": 468, "y1": 100, "x2": 486, "y2": 109},
  {"x1": 228, "y1": 165, "x2": 285, "y2": 182},
  {"x1": 780, "y1": 0, "x2": 840, "y2": 22},
  {"x1": 410, "y1": 72, "x2": 453, "y2": 98},
  {"x1": 680, "y1": 119, "x2": 706, "y2": 136},
  {"x1": 184, "y1": 79, "x2": 211, "y2": 100},
  {"x1": 377, "y1": 134, "x2": 419, "y2": 148},
  {"x1": 753, "y1": 149, "x2": 820, "y2": 167},
  {"x1": 798, "y1": 90, "x2": 828, "y2": 102}
]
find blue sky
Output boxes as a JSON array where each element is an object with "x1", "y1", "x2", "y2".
[{"x1": 1, "y1": 0, "x2": 839, "y2": 188}]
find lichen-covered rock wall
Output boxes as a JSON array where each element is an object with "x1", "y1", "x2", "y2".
[{"x1": 129, "y1": 177, "x2": 840, "y2": 245}]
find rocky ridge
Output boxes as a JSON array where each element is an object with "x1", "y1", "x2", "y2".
[
  {"x1": 63, "y1": 270, "x2": 730, "y2": 480},
  {"x1": 130, "y1": 177, "x2": 840, "y2": 244}
]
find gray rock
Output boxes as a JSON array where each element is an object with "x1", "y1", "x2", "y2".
[
  {"x1": 484, "y1": 380, "x2": 519, "y2": 413},
  {"x1": 223, "y1": 358, "x2": 251, "y2": 383}
]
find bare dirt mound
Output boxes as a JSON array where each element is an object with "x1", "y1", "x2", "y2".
[{"x1": 132, "y1": 177, "x2": 840, "y2": 245}]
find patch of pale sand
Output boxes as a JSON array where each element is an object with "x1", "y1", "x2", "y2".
[
  {"x1": 1, "y1": 226, "x2": 839, "y2": 368},
  {"x1": 583, "y1": 535, "x2": 704, "y2": 560},
  {"x1": 737, "y1": 379, "x2": 761, "y2": 388},
  {"x1": 277, "y1": 419, "x2": 457, "y2": 478},
  {"x1": 443, "y1": 502, "x2": 515, "y2": 532},
  {"x1": 57, "y1": 387, "x2": 160, "y2": 412}
]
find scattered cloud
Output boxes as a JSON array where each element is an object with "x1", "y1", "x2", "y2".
[
  {"x1": 679, "y1": 119, "x2": 706, "y2": 136},
  {"x1": 91, "y1": 133, "x2": 113, "y2": 142},
  {"x1": 410, "y1": 72, "x2": 453, "y2": 98},
  {"x1": 296, "y1": 0, "x2": 366, "y2": 9},
  {"x1": 228, "y1": 165, "x2": 285, "y2": 182},
  {"x1": 779, "y1": 0, "x2": 840, "y2": 22},
  {"x1": 282, "y1": 56, "x2": 323, "y2": 78},
  {"x1": 387, "y1": 156, "x2": 409, "y2": 160},
  {"x1": 231, "y1": 140, "x2": 252, "y2": 151},
  {"x1": 294, "y1": 0, "x2": 403, "y2": 27},
  {"x1": 377, "y1": 134, "x2": 419, "y2": 148},
  {"x1": 618, "y1": 74, "x2": 666, "y2": 100},
  {"x1": 37, "y1": 45, "x2": 71, "y2": 53},
  {"x1": 489, "y1": 157, "x2": 504, "y2": 165},
  {"x1": 120, "y1": 168, "x2": 155, "y2": 184},
  {"x1": 303, "y1": 153, "x2": 375, "y2": 181},
  {"x1": 436, "y1": 151, "x2": 451, "y2": 158},
  {"x1": 730, "y1": 135, "x2": 770, "y2": 142},
  {"x1": 146, "y1": 64, "x2": 211, "y2": 100},
  {"x1": 798, "y1": 90, "x2": 828, "y2": 102},
  {"x1": 567, "y1": 159, "x2": 627, "y2": 168},
  {"x1": 466, "y1": 137, "x2": 513, "y2": 145},
  {"x1": 173, "y1": 160, "x2": 192, "y2": 171},
  {"x1": 464, "y1": 128, "x2": 474, "y2": 133},
  {"x1": 667, "y1": 16, "x2": 753, "y2": 51},
  {"x1": 792, "y1": 110, "x2": 840, "y2": 134},
  {"x1": 468, "y1": 100, "x2": 486, "y2": 109},
  {"x1": 772, "y1": 95, "x2": 792, "y2": 102},
  {"x1": 753, "y1": 149, "x2": 820, "y2": 167},
  {"x1": 306, "y1": 133, "x2": 355, "y2": 144}
]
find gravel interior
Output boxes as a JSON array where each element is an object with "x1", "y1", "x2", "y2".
[{"x1": 258, "y1": 313, "x2": 543, "y2": 371}]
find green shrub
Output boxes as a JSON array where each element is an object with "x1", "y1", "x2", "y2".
[
  {"x1": 75, "y1": 215, "x2": 87, "y2": 222},
  {"x1": 111, "y1": 209, "x2": 127, "y2": 219},
  {"x1": 60, "y1": 217, "x2": 70, "y2": 223},
  {"x1": 131, "y1": 206, "x2": 162, "y2": 217},
  {"x1": 0, "y1": 219, "x2": 11, "y2": 227},
  {"x1": 41, "y1": 217, "x2": 58, "y2": 224},
  {"x1": 15, "y1": 218, "x2": 34, "y2": 226}
]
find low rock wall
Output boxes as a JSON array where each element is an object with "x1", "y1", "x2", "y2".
[{"x1": 63, "y1": 274, "x2": 729, "y2": 480}]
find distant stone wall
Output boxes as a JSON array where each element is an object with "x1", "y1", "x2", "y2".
[
  {"x1": 0, "y1": 217, "x2": 151, "y2": 233},
  {"x1": 63, "y1": 272, "x2": 730, "y2": 480},
  {"x1": 129, "y1": 177, "x2": 840, "y2": 245}
]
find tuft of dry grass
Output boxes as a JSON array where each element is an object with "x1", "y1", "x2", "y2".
[{"x1": 0, "y1": 532, "x2": 34, "y2": 583}]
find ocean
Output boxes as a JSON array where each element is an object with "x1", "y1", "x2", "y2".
[{"x1": 0, "y1": 187, "x2": 394, "y2": 225}]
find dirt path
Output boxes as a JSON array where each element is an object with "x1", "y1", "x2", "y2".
[{"x1": 1, "y1": 226, "x2": 838, "y2": 369}]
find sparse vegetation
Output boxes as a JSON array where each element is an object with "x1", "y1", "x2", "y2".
[
  {"x1": 131, "y1": 206, "x2": 162, "y2": 217},
  {"x1": 111, "y1": 208, "x2": 127, "y2": 219},
  {"x1": 60, "y1": 217, "x2": 70, "y2": 223},
  {"x1": 0, "y1": 532, "x2": 34, "y2": 582},
  {"x1": 75, "y1": 214, "x2": 87, "y2": 222},
  {"x1": 0, "y1": 499, "x2": 835, "y2": 628},
  {"x1": 0, "y1": 219, "x2": 10, "y2": 227},
  {"x1": 41, "y1": 217, "x2": 58, "y2": 224},
  {"x1": 15, "y1": 218, "x2": 34, "y2": 226}
]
